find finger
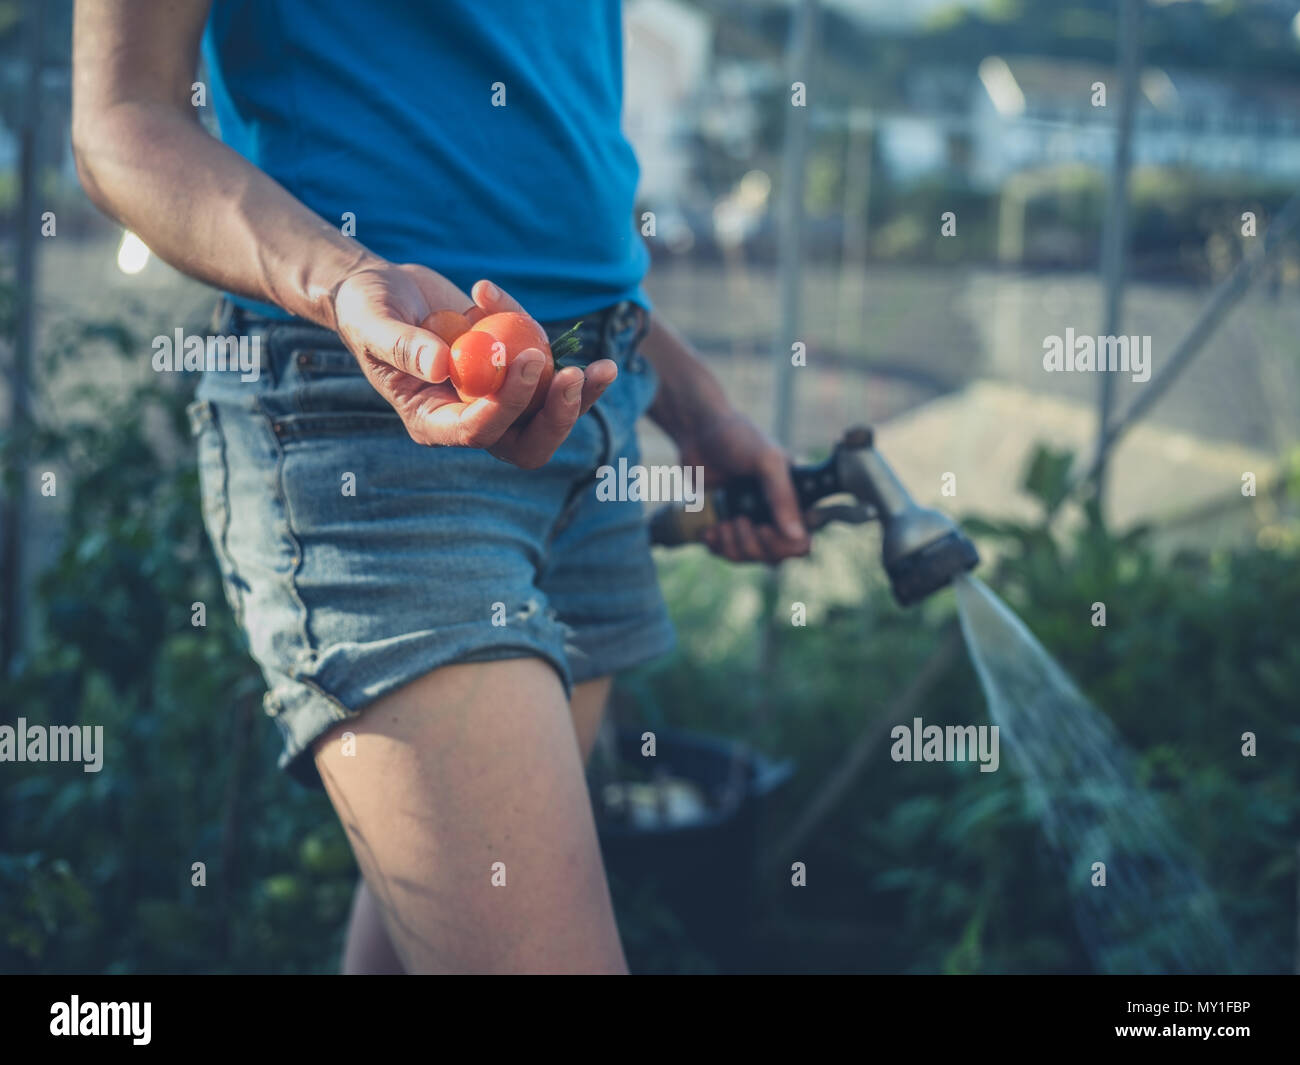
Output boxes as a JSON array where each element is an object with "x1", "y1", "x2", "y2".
[
  {"x1": 715, "y1": 520, "x2": 743, "y2": 562},
  {"x1": 419, "y1": 348, "x2": 545, "y2": 447},
  {"x1": 704, "y1": 526, "x2": 729, "y2": 558},
  {"x1": 351, "y1": 316, "x2": 451, "y2": 383},
  {"x1": 471, "y1": 279, "x2": 527, "y2": 316},
  {"x1": 732, "y1": 515, "x2": 767, "y2": 562},
  {"x1": 756, "y1": 524, "x2": 784, "y2": 562},
  {"x1": 365, "y1": 375, "x2": 467, "y2": 447},
  {"x1": 576, "y1": 358, "x2": 618, "y2": 415},
  {"x1": 502, "y1": 365, "x2": 585, "y2": 468},
  {"x1": 758, "y1": 523, "x2": 810, "y2": 562},
  {"x1": 356, "y1": 352, "x2": 462, "y2": 427},
  {"x1": 757, "y1": 450, "x2": 809, "y2": 545}
]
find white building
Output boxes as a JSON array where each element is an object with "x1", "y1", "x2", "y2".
[
  {"x1": 968, "y1": 56, "x2": 1300, "y2": 189},
  {"x1": 623, "y1": 0, "x2": 714, "y2": 206},
  {"x1": 878, "y1": 56, "x2": 1300, "y2": 189}
]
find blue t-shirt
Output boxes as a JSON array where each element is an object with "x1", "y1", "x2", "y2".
[{"x1": 201, "y1": 0, "x2": 650, "y2": 322}]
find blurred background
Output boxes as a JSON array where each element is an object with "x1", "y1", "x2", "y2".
[{"x1": 1, "y1": 0, "x2": 1298, "y2": 974}]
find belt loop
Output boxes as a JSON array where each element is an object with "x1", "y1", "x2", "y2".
[
  {"x1": 599, "y1": 303, "x2": 618, "y2": 361},
  {"x1": 627, "y1": 309, "x2": 649, "y2": 373},
  {"x1": 600, "y1": 301, "x2": 639, "y2": 360},
  {"x1": 631, "y1": 302, "x2": 650, "y2": 350},
  {"x1": 604, "y1": 301, "x2": 649, "y2": 368}
]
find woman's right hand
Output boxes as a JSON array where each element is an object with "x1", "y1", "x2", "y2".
[{"x1": 331, "y1": 263, "x2": 617, "y2": 469}]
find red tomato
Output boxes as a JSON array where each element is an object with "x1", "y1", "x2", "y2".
[
  {"x1": 448, "y1": 329, "x2": 508, "y2": 399},
  {"x1": 449, "y1": 311, "x2": 555, "y2": 418}
]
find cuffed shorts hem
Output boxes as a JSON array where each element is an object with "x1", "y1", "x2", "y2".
[{"x1": 271, "y1": 607, "x2": 677, "y2": 791}]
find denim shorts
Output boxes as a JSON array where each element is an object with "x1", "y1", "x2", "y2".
[{"x1": 188, "y1": 298, "x2": 676, "y2": 788}]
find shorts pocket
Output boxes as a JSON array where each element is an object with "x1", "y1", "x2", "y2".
[
  {"x1": 283, "y1": 345, "x2": 365, "y2": 380},
  {"x1": 265, "y1": 346, "x2": 400, "y2": 420}
]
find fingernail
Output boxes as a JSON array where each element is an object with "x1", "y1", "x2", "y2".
[
  {"x1": 565, "y1": 380, "x2": 583, "y2": 402},
  {"x1": 520, "y1": 359, "x2": 541, "y2": 384},
  {"x1": 415, "y1": 342, "x2": 434, "y2": 379},
  {"x1": 481, "y1": 281, "x2": 499, "y2": 301},
  {"x1": 782, "y1": 519, "x2": 803, "y2": 540}
]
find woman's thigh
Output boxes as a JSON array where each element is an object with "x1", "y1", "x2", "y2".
[{"x1": 313, "y1": 657, "x2": 626, "y2": 974}]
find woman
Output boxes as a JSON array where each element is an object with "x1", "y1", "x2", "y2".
[{"x1": 72, "y1": 0, "x2": 810, "y2": 974}]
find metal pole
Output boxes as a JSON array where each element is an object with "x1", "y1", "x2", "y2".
[
  {"x1": 771, "y1": 0, "x2": 818, "y2": 447},
  {"x1": 1070, "y1": 193, "x2": 1300, "y2": 500},
  {"x1": 837, "y1": 107, "x2": 872, "y2": 353},
  {"x1": 2, "y1": 0, "x2": 46, "y2": 673},
  {"x1": 1094, "y1": 0, "x2": 1142, "y2": 508},
  {"x1": 757, "y1": 0, "x2": 819, "y2": 731}
]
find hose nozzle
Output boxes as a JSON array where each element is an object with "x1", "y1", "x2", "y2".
[
  {"x1": 648, "y1": 425, "x2": 979, "y2": 606},
  {"x1": 837, "y1": 428, "x2": 980, "y2": 606}
]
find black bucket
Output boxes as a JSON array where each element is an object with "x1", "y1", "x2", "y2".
[{"x1": 592, "y1": 725, "x2": 794, "y2": 963}]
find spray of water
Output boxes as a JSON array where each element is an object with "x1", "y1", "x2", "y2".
[{"x1": 954, "y1": 574, "x2": 1237, "y2": 974}]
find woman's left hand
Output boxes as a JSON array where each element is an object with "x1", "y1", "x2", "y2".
[{"x1": 675, "y1": 406, "x2": 812, "y2": 565}]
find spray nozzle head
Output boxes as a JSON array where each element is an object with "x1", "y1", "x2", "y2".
[
  {"x1": 834, "y1": 426, "x2": 980, "y2": 606},
  {"x1": 884, "y1": 523, "x2": 981, "y2": 606}
]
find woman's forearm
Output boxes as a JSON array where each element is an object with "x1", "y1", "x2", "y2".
[
  {"x1": 72, "y1": 101, "x2": 383, "y2": 329},
  {"x1": 640, "y1": 313, "x2": 732, "y2": 446},
  {"x1": 72, "y1": 1, "x2": 383, "y2": 329},
  {"x1": 639, "y1": 310, "x2": 808, "y2": 544}
]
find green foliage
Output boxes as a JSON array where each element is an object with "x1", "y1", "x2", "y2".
[{"x1": 0, "y1": 304, "x2": 350, "y2": 974}]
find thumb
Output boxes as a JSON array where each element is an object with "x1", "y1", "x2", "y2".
[{"x1": 349, "y1": 316, "x2": 450, "y2": 383}]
